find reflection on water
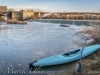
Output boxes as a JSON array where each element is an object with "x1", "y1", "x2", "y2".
[
  {"x1": 29, "y1": 63, "x2": 74, "y2": 75},
  {"x1": 0, "y1": 21, "x2": 84, "y2": 75}
]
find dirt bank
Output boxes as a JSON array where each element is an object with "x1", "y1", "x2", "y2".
[
  {"x1": 61, "y1": 24, "x2": 100, "y2": 75},
  {"x1": 61, "y1": 49, "x2": 100, "y2": 75},
  {"x1": 7, "y1": 20, "x2": 27, "y2": 24}
]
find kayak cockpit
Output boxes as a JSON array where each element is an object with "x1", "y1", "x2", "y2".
[{"x1": 62, "y1": 49, "x2": 81, "y2": 56}]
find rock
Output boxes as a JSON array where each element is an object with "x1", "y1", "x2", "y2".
[{"x1": 60, "y1": 24, "x2": 70, "y2": 27}]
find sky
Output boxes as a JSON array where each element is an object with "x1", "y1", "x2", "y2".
[{"x1": 0, "y1": 0, "x2": 100, "y2": 12}]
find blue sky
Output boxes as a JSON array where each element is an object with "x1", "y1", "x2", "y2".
[{"x1": 0, "y1": 0, "x2": 100, "y2": 12}]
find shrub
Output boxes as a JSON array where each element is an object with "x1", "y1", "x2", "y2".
[{"x1": 76, "y1": 22, "x2": 100, "y2": 44}]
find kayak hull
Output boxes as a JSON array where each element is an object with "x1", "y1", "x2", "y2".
[{"x1": 32, "y1": 44, "x2": 100, "y2": 67}]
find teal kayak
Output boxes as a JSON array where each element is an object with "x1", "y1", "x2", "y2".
[{"x1": 32, "y1": 44, "x2": 100, "y2": 67}]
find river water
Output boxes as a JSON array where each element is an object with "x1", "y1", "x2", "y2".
[{"x1": 0, "y1": 21, "x2": 87, "y2": 75}]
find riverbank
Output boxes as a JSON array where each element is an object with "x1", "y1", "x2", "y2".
[
  {"x1": 7, "y1": 20, "x2": 27, "y2": 24},
  {"x1": 61, "y1": 24, "x2": 100, "y2": 75},
  {"x1": 61, "y1": 49, "x2": 100, "y2": 75}
]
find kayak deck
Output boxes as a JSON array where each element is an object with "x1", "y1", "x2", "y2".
[{"x1": 63, "y1": 49, "x2": 81, "y2": 56}]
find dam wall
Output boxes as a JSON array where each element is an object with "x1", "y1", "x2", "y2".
[{"x1": 33, "y1": 19, "x2": 100, "y2": 26}]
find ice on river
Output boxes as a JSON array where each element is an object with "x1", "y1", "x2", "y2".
[{"x1": 0, "y1": 21, "x2": 93, "y2": 75}]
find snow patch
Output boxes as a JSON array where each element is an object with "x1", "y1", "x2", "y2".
[
  {"x1": 10, "y1": 65, "x2": 13, "y2": 66},
  {"x1": 42, "y1": 14, "x2": 50, "y2": 17},
  {"x1": 18, "y1": 64, "x2": 21, "y2": 66}
]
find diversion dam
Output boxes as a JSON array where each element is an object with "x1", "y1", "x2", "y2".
[{"x1": 33, "y1": 19, "x2": 100, "y2": 26}]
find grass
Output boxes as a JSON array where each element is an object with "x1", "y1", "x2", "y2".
[
  {"x1": 75, "y1": 22, "x2": 100, "y2": 74},
  {"x1": 61, "y1": 22, "x2": 100, "y2": 75},
  {"x1": 76, "y1": 22, "x2": 100, "y2": 44}
]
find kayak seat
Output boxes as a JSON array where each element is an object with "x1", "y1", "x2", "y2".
[{"x1": 63, "y1": 49, "x2": 80, "y2": 56}]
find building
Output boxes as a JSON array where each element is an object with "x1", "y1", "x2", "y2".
[
  {"x1": 0, "y1": 6, "x2": 7, "y2": 12},
  {"x1": 10, "y1": 10, "x2": 44, "y2": 20},
  {"x1": 10, "y1": 10, "x2": 34, "y2": 20},
  {"x1": 0, "y1": 6, "x2": 7, "y2": 20}
]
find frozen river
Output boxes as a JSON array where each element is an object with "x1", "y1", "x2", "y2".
[{"x1": 0, "y1": 21, "x2": 87, "y2": 75}]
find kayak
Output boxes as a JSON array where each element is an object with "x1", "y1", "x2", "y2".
[{"x1": 32, "y1": 44, "x2": 100, "y2": 67}]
